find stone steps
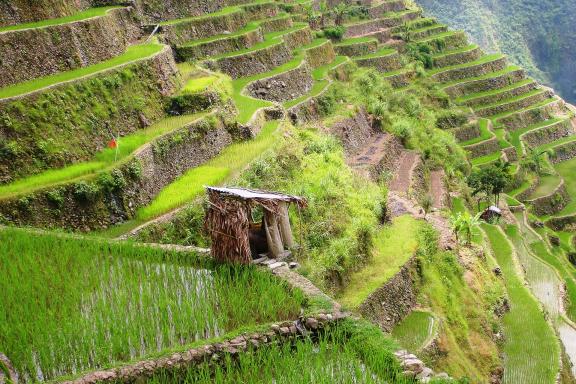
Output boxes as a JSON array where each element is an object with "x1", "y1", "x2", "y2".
[{"x1": 429, "y1": 54, "x2": 507, "y2": 83}]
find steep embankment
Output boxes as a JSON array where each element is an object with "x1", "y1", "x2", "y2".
[{"x1": 415, "y1": 0, "x2": 576, "y2": 103}]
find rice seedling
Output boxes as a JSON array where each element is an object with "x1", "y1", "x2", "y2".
[
  {"x1": 482, "y1": 224, "x2": 559, "y2": 383},
  {"x1": 145, "y1": 319, "x2": 410, "y2": 384},
  {"x1": 391, "y1": 311, "x2": 436, "y2": 353},
  {"x1": 0, "y1": 228, "x2": 305, "y2": 381}
]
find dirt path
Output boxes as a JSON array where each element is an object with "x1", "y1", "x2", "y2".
[
  {"x1": 430, "y1": 169, "x2": 446, "y2": 209},
  {"x1": 389, "y1": 150, "x2": 418, "y2": 194}
]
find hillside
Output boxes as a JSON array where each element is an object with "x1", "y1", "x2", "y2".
[
  {"x1": 415, "y1": 0, "x2": 576, "y2": 103},
  {"x1": 1, "y1": 0, "x2": 576, "y2": 383}
]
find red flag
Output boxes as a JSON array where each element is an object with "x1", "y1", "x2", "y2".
[{"x1": 108, "y1": 138, "x2": 117, "y2": 149}]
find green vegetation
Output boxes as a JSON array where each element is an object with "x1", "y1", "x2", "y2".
[
  {"x1": 354, "y1": 47, "x2": 397, "y2": 60},
  {"x1": 456, "y1": 79, "x2": 534, "y2": 104},
  {"x1": 0, "y1": 227, "x2": 305, "y2": 381},
  {"x1": 392, "y1": 310, "x2": 436, "y2": 352},
  {"x1": 0, "y1": 7, "x2": 121, "y2": 33},
  {"x1": 460, "y1": 119, "x2": 492, "y2": 146},
  {"x1": 529, "y1": 174, "x2": 561, "y2": 199},
  {"x1": 482, "y1": 224, "x2": 559, "y2": 383},
  {"x1": 0, "y1": 42, "x2": 164, "y2": 99},
  {"x1": 0, "y1": 114, "x2": 207, "y2": 199},
  {"x1": 159, "y1": 5, "x2": 243, "y2": 26},
  {"x1": 427, "y1": 53, "x2": 505, "y2": 76},
  {"x1": 138, "y1": 120, "x2": 282, "y2": 220},
  {"x1": 335, "y1": 36, "x2": 378, "y2": 46},
  {"x1": 432, "y1": 44, "x2": 478, "y2": 59},
  {"x1": 338, "y1": 215, "x2": 421, "y2": 308},
  {"x1": 441, "y1": 65, "x2": 521, "y2": 89},
  {"x1": 479, "y1": 89, "x2": 546, "y2": 116},
  {"x1": 550, "y1": 157, "x2": 576, "y2": 217}
]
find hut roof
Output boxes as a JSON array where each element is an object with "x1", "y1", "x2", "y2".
[{"x1": 206, "y1": 187, "x2": 306, "y2": 209}]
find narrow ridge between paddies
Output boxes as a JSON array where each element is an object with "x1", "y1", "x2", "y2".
[
  {"x1": 0, "y1": 6, "x2": 122, "y2": 33},
  {"x1": 0, "y1": 41, "x2": 165, "y2": 100}
]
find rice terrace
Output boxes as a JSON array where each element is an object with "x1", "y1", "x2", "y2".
[{"x1": 0, "y1": 0, "x2": 576, "y2": 383}]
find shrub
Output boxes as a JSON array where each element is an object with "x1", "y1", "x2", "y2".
[
  {"x1": 322, "y1": 25, "x2": 346, "y2": 41},
  {"x1": 73, "y1": 181, "x2": 99, "y2": 202}
]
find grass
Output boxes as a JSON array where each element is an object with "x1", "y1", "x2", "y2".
[
  {"x1": 432, "y1": 44, "x2": 478, "y2": 58},
  {"x1": 548, "y1": 157, "x2": 576, "y2": 218},
  {"x1": 413, "y1": 30, "x2": 463, "y2": 43},
  {"x1": 456, "y1": 78, "x2": 534, "y2": 104},
  {"x1": 482, "y1": 224, "x2": 559, "y2": 383},
  {"x1": 178, "y1": 22, "x2": 260, "y2": 48},
  {"x1": 0, "y1": 7, "x2": 121, "y2": 33},
  {"x1": 427, "y1": 53, "x2": 505, "y2": 76},
  {"x1": 493, "y1": 96, "x2": 559, "y2": 122},
  {"x1": 337, "y1": 215, "x2": 421, "y2": 308},
  {"x1": 479, "y1": 89, "x2": 546, "y2": 115},
  {"x1": 391, "y1": 311, "x2": 436, "y2": 352},
  {"x1": 529, "y1": 174, "x2": 562, "y2": 199},
  {"x1": 536, "y1": 135, "x2": 576, "y2": 153},
  {"x1": 145, "y1": 318, "x2": 407, "y2": 384},
  {"x1": 471, "y1": 151, "x2": 501, "y2": 167},
  {"x1": 283, "y1": 80, "x2": 329, "y2": 108},
  {"x1": 508, "y1": 118, "x2": 563, "y2": 156},
  {"x1": 0, "y1": 114, "x2": 207, "y2": 199},
  {"x1": 0, "y1": 227, "x2": 305, "y2": 381},
  {"x1": 460, "y1": 118, "x2": 493, "y2": 146},
  {"x1": 354, "y1": 47, "x2": 397, "y2": 60},
  {"x1": 137, "y1": 121, "x2": 282, "y2": 220},
  {"x1": 335, "y1": 36, "x2": 378, "y2": 46},
  {"x1": 441, "y1": 65, "x2": 521, "y2": 89},
  {"x1": 0, "y1": 41, "x2": 164, "y2": 99}
]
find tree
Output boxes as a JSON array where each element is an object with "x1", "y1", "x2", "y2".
[
  {"x1": 420, "y1": 194, "x2": 434, "y2": 218},
  {"x1": 450, "y1": 211, "x2": 483, "y2": 246},
  {"x1": 332, "y1": 3, "x2": 350, "y2": 26},
  {"x1": 522, "y1": 147, "x2": 553, "y2": 176},
  {"x1": 467, "y1": 160, "x2": 511, "y2": 207}
]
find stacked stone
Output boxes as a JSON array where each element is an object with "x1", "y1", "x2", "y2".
[{"x1": 394, "y1": 350, "x2": 452, "y2": 382}]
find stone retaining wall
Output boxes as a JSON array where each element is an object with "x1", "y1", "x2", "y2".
[
  {"x1": 259, "y1": 15, "x2": 293, "y2": 33},
  {"x1": 516, "y1": 176, "x2": 540, "y2": 201},
  {"x1": 358, "y1": 256, "x2": 420, "y2": 332},
  {"x1": 0, "y1": 47, "x2": 180, "y2": 183},
  {"x1": 526, "y1": 180, "x2": 571, "y2": 216},
  {"x1": 356, "y1": 52, "x2": 403, "y2": 73},
  {"x1": 247, "y1": 61, "x2": 314, "y2": 102},
  {"x1": 212, "y1": 41, "x2": 292, "y2": 79},
  {"x1": 498, "y1": 98, "x2": 565, "y2": 131},
  {"x1": 160, "y1": 9, "x2": 248, "y2": 46},
  {"x1": 431, "y1": 56, "x2": 507, "y2": 83},
  {"x1": 133, "y1": 0, "x2": 250, "y2": 24},
  {"x1": 0, "y1": 113, "x2": 237, "y2": 230},
  {"x1": 476, "y1": 90, "x2": 552, "y2": 118},
  {"x1": 423, "y1": 31, "x2": 467, "y2": 53},
  {"x1": 176, "y1": 27, "x2": 264, "y2": 61},
  {"x1": 327, "y1": 108, "x2": 378, "y2": 153},
  {"x1": 502, "y1": 146, "x2": 518, "y2": 162},
  {"x1": 433, "y1": 46, "x2": 482, "y2": 68},
  {"x1": 408, "y1": 25, "x2": 447, "y2": 41},
  {"x1": 452, "y1": 123, "x2": 480, "y2": 142},
  {"x1": 61, "y1": 313, "x2": 343, "y2": 384},
  {"x1": 344, "y1": 12, "x2": 419, "y2": 38},
  {"x1": 383, "y1": 70, "x2": 415, "y2": 88},
  {"x1": 335, "y1": 40, "x2": 378, "y2": 57},
  {"x1": 523, "y1": 120, "x2": 574, "y2": 149},
  {"x1": 305, "y1": 41, "x2": 336, "y2": 68},
  {"x1": 0, "y1": 7, "x2": 140, "y2": 88},
  {"x1": 550, "y1": 141, "x2": 576, "y2": 164},
  {"x1": 463, "y1": 81, "x2": 538, "y2": 108},
  {"x1": 282, "y1": 26, "x2": 313, "y2": 51},
  {"x1": 0, "y1": 0, "x2": 90, "y2": 27},
  {"x1": 444, "y1": 68, "x2": 525, "y2": 98},
  {"x1": 368, "y1": 0, "x2": 406, "y2": 18},
  {"x1": 547, "y1": 214, "x2": 576, "y2": 232},
  {"x1": 464, "y1": 137, "x2": 500, "y2": 158}
]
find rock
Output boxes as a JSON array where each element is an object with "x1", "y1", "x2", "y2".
[
  {"x1": 305, "y1": 317, "x2": 319, "y2": 329},
  {"x1": 279, "y1": 327, "x2": 290, "y2": 335},
  {"x1": 493, "y1": 267, "x2": 502, "y2": 276},
  {"x1": 549, "y1": 234, "x2": 560, "y2": 246},
  {"x1": 401, "y1": 358, "x2": 424, "y2": 374},
  {"x1": 270, "y1": 324, "x2": 280, "y2": 332},
  {"x1": 435, "y1": 372, "x2": 450, "y2": 378},
  {"x1": 416, "y1": 367, "x2": 433, "y2": 379},
  {"x1": 289, "y1": 262, "x2": 299, "y2": 269}
]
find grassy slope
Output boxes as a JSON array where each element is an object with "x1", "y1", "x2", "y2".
[
  {"x1": 0, "y1": 42, "x2": 164, "y2": 99},
  {"x1": 0, "y1": 6, "x2": 121, "y2": 32},
  {"x1": 337, "y1": 215, "x2": 421, "y2": 308},
  {"x1": 482, "y1": 224, "x2": 559, "y2": 383}
]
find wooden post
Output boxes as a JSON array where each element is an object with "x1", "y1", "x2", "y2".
[
  {"x1": 278, "y1": 202, "x2": 294, "y2": 248},
  {"x1": 264, "y1": 211, "x2": 284, "y2": 259}
]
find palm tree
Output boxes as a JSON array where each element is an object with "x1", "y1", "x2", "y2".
[
  {"x1": 450, "y1": 211, "x2": 482, "y2": 246},
  {"x1": 522, "y1": 147, "x2": 553, "y2": 176}
]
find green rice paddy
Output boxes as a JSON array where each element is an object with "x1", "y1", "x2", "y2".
[
  {"x1": 0, "y1": 42, "x2": 164, "y2": 99},
  {"x1": 482, "y1": 224, "x2": 559, "y2": 383},
  {"x1": 391, "y1": 311, "x2": 436, "y2": 352},
  {"x1": 0, "y1": 7, "x2": 121, "y2": 33},
  {"x1": 0, "y1": 227, "x2": 305, "y2": 381}
]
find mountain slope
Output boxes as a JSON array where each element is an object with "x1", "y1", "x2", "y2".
[{"x1": 415, "y1": 0, "x2": 576, "y2": 103}]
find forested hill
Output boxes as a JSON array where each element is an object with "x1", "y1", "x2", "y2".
[{"x1": 414, "y1": 0, "x2": 576, "y2": 103}]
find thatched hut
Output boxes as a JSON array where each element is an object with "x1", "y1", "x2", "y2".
[{"x1": 204, "y1": 187, "x2": 306, "y2": 264}]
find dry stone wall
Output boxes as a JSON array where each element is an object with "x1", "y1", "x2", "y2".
[
  {"x1": 176, "y1": 28, "x2": 264, "y2": 61},
  {"x1": 547, "y1": 214, "x2": 576, "y2": 232},
  {"x1": 0, "y1": 47, "x2": 180, "y2": 183},
  {"x1": 550, "y1": 141, "x2": 576, "y2": 164},
  {"x1": 477, "y1": 89, "x2": 553, "y2": 118},
  {"x1": 355, "y1": 52, "x2": 403, "y2": 73},
  {"x1": 358, "y1": 256, "x2": 421, "y2": 332},
  {"x1": 0, "y1": 114, "x2": 236, "y2": 230},
  {"x1": 444, "y1": 69, "x2": 526, "y2": 98},
  {"x1": 452, "y1": 123, "x2": 480, "y2": 142},
  {"x1": 433, "y1": 46, "x2": 482, "y2": 68},
  {"x1": 282, "y1": 26, "x2": 313, "y2": 51},
  {"x1": 327, "y1": 108, "x2": 378, "y2": 154},
  {"x1": 0, "y1": 0, "x2": 90, "y2": 27},
  {"x1": 527, "y1": 180, "x2": 571, "y2": 216},
  {"x1": 212, "y1": 41, "x2": 292, "y2": 78},
  {"x1": 498, "y1": 99, "x2": 565, "y2": 131},
  {"x1": 247, "y1": 61, "x2": 314, "y2": 102},
  {"x1": 304, "y1": 41, "x2": 336, "y2": 68},
  {"x1": 523, "y1": 120, "x2": 574, "y2": 149},
  {"x1": 464, "y1": 137, "x2": 500, "y2": 158},
  {"x1": 431, "y1": 56, "x2": 507, "y2": 83},
  {"x1": 462, "y1": 81, "x2": 538, "y2": 108},
  {"x1": 0, "y1": 7, "x2": 140, "y2": 88},
  {"x1": 335, "y1": 40, "x2": 378, "y2": 57},
  {"x1": 133, "y1": 0, "x2": 252, "y2": 24},
  {"x1": 368, "y1": 0, "x2": 406, "y2": 17}
]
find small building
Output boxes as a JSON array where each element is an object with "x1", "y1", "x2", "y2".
[
  {"x1": 480, "y1": 205, "x2": 502, "y2": 223},
  {"x1": 204, "y1": 187, "x2": 306, "y2": 264}
]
